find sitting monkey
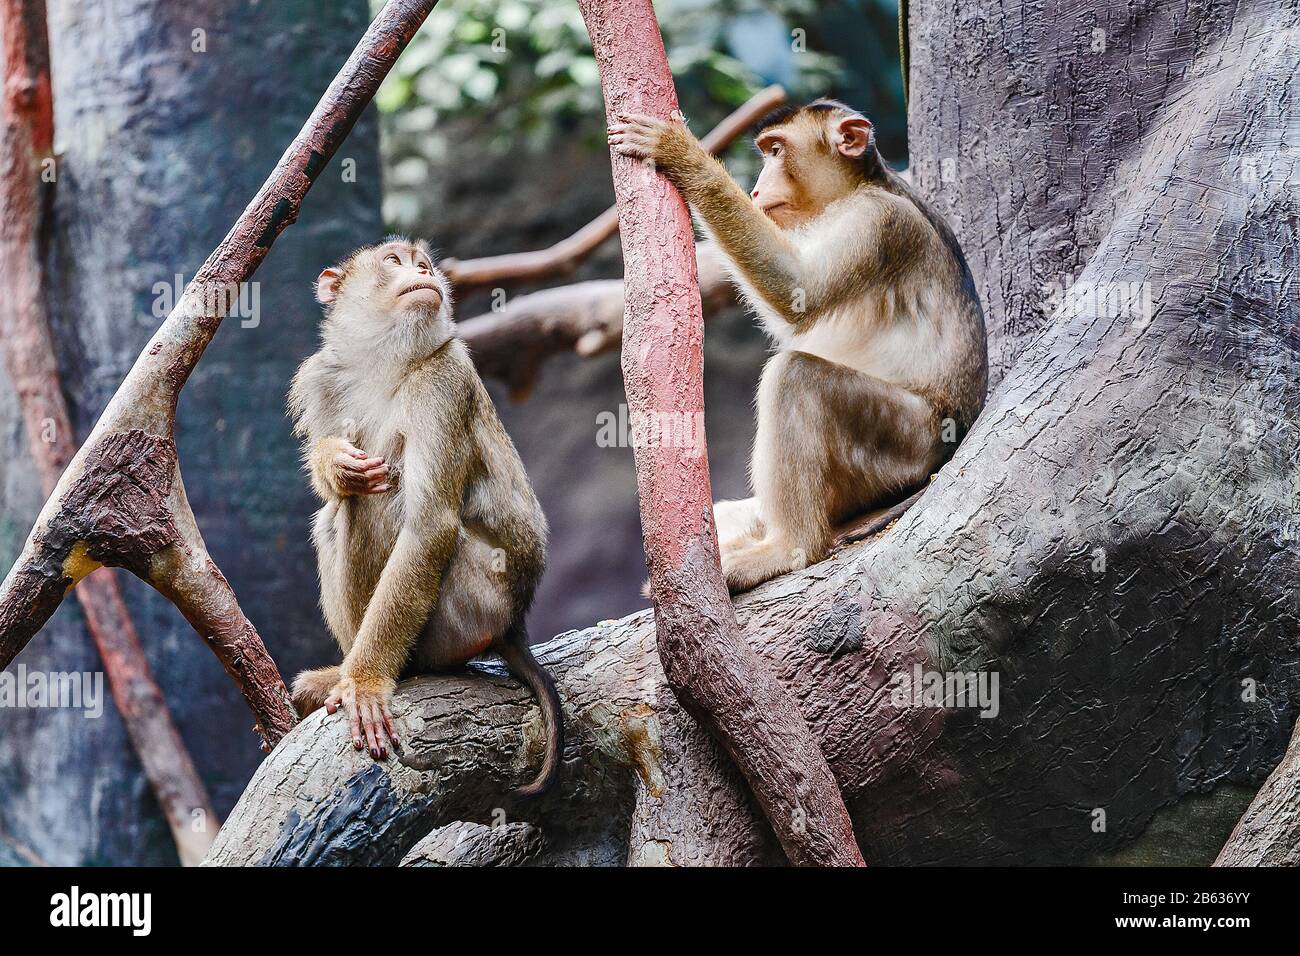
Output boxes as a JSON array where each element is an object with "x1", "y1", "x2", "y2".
[
  {"x1": 610, "y1": 100, "x2": 988, "y2": 591},
  {"x1": 288, "y1": 238, "x2": 561, "y2": 795}
]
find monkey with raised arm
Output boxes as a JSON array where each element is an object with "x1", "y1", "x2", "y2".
[
  {"x1": 610, "y1": 100, "x2": 987, "y2": 592},
  {"x1": 287, "y1": 238, "x2": 562, "y2": 795}
]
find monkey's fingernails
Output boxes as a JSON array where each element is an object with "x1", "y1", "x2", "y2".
[{"x1": 353, "y1": 736, "x2": 364, "y2": 749}]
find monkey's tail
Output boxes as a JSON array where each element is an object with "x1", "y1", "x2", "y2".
[{"x1": 498, "y1": 628, "x2": 564, "y2": 797}]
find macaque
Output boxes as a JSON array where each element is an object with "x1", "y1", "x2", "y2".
[
  {"x1": 288, "y1": 238, "x2": 562, "y2": 796},
  {"x1": 609, "y1": 100, "x2": 988, "y2": 592}
]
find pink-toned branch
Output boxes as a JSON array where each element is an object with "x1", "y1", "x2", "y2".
[
  {"x1": 576, "y1": 0, "x2": 865, "y2": 866},
  {"x1": 0, "y1": 0, "x2": 217, "y2": 864},
  {"x1": 440, "y1": 85, "x2": 786, "y2": 290},
  {"x1": 0, "y1": 0, "x2": 440, "y2": 752}
]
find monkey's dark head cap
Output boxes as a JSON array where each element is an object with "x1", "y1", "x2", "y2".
[{"x1": 752, "y1": 98, "x2": 866, "y2": 137}]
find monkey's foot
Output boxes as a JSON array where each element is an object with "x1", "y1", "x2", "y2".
[
  {"x1": 721, "y1": 539, "x2": 814, "y2": 593},
  {"x1": 326, "y1": 674, "x2": 399, "y2": 760}
]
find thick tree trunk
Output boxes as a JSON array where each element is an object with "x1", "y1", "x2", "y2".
[{"x1": 211, "y1": 0, "x2": 1300, "y2": 866}]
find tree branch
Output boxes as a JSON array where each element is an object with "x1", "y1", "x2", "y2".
[
  {"x1": 204, "y1": 547, "x2": 940, "y2": 866},
  {"x1": 574, "y1": 0, "x2": 864, "y2": 866},
  {"x1": 1216, "y1": 716, "x2": 1300, "y2": 865},
  {"x1": 0, "y1": 0, "x2": 440, "y2": 751},
  {"x1": 458, "y1": 242, "x2": 736, "y2": 399}
]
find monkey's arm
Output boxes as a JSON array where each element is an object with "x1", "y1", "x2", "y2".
[
  {"x1": 610, "y1": 117, "x2": 804, "y2": 317},
  {"x1": 329, "y1": 423, "x2": 467, "y2": 758},
  {"x1": 610, "y1": 115, "x2": 911, "y2": 322}
]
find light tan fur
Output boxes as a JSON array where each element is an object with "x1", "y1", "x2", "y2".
[
  {"x1": 610, "y1": 101, "x2": 987, "y2": 591},
  {"x1": 287, "y1": 239, "x2": 562, "y2": 794}
]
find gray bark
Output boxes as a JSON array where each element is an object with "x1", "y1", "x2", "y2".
[{"x1": 400, "y1": 821, "x2": 545, "y2": 867}]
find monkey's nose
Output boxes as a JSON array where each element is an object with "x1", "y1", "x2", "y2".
[{"x1": 751, "y1": 188, "x2": 760, "y2": 199}]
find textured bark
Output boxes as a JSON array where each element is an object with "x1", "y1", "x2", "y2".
[
  {"x1": 1216, "y1": 716, "x2": 1300, "y2": 865},
  {"x1": 205, "y1": 555, "x2": 935, "y2": 866},
  {"x1": 891, "y1": 0, "x2": 1300, "y2": 860},
  {"x1": 0, "y1": 0, "x2": 438, "y2": 752},
  {"x1": 212, "y1": 0, "x2": 1299, "y2": 867},
  {"x1": 0, "y1": 0, "x2": 215, "y2": 865},
  {"x1": 458, "y1": 243, "x2": 737, "y2": 399},
  {"x1": 439, "y1": 86, "x2": 785, "y2": 290},
  {"x1": 576, "y1": 0, "x2": 864, "y2": 866},
  {"x1": 400, "y1": 821, "x2": 545, "y2": 867}
]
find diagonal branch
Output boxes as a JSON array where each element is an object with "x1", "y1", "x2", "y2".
[
  {"x1": 457, "y1": 242, "x2": 737, "y2": 400},
  {"x1": 0, "y1": 0, "x2": 439, "y2": 751}
]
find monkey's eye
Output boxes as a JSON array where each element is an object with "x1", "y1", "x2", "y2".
[{"x1": 384, "y1": 254, "x2": 401, "y2": 266}]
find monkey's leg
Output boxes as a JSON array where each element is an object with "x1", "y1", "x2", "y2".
[
  {"x1": 727, "y1": 350, "x2": 935, "y2": 592},
  {"x1": 291, "y1": 665, "x2": 341, "y2": 717},
  {"x1": 713, "y1": 497, "x2": 765, "y2": 553},
  {"x1": 413, "y1": 529, "x2": 511, "y2": 671}
]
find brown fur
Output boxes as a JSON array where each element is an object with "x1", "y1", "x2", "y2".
[
  {"x1": 287, "y1": 239, "x2": 562, "y2": 795},
  {"x1": 610, "y1": 102, "x2": 987, "y2": 591}
]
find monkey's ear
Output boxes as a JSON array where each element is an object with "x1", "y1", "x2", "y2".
[
  {"x1": 315, "y1": 268, "x2": 341, "y2": 305},
  {"x1": 835, "y1": 116, "x2": 873, "y2": 159}
]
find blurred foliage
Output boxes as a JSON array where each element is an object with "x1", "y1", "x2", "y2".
[{"x1": 375, "y1": 0, "x2": 901, "y2": 230}]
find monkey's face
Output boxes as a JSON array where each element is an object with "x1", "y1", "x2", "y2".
[
  {"x1": 315, "y1": 239, "x2": 453, "y2": 349},
  {"x1": 751, "y1": 110, "x2": 875, "y2": 229},
  {"x1": 362, "y1": 240, "x2": 446, "y2": 319}
]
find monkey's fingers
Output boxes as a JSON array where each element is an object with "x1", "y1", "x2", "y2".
[
  {"x1": 344, "y1": 695, "x2": 364, "y2": 751},
  {"x1": 610, "y1": 138, "x2": 654, "y2": 160},
  {"x1": 362, "y1": 700, "x2": 391, "y2": 759},
  {"x1": 614, "y1": 112, "x2": 667, "y2": 127},
  {"x1": 340, "y1": 441, "x2": 369, "y2": 459},
  {"x1": 336, "y1": 451, "x2": 385, "y2": 474}
]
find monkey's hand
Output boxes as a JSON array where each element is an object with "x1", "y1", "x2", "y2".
[
  {"x1": 608, "y1": 112, "x2": 702, "y2": 177},
  {"x1": 325, "y1": 672, "x2": 400, "y2": 760},
  {"x1": 312, "y1": 436, "x2": 393, "y2": 499}
]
